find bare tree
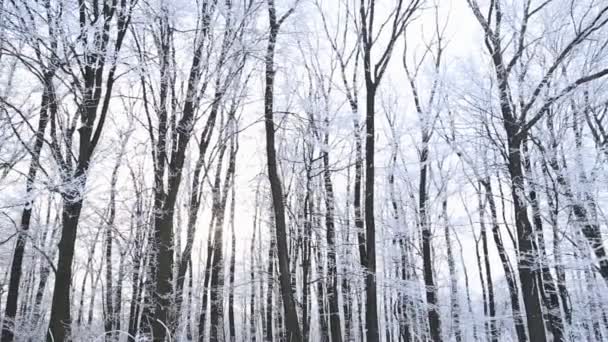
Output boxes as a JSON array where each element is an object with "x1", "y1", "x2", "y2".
[
  {"x1": 357, "y1": 0, "x2": 422, "y2": 339},
  {"x1": 263, "y1": 1, "x2": 302, "y2": 340}
]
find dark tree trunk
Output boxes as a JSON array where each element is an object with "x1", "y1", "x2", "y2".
[
  {"x1": 363, "y1": 83, "x2": 380, "y2": 342},
  {"x1": 127, "y1": 174, "x2": 147, "y2": 342},
  {"x1": 48, "y1": 195, "x2": 85, "y2": 342},
  {"x1": 472, "y1": 221, "x2": 490, "y2": 341},
  {"x1": 467, "y1": 2, "x2": 549, "y2": 338},
  {"x1": 542, "y1": 165, "x2": 572, "y2": 325},
  {"x1": 418, "y1": 138, "x2": 441, "y2": 342},
  {"x1": 343, "y1": 165, "x2": 353, "y2": 342},
  {"x1": 2, "y1": 71, "x2": 53, "y2": 342},
  {"x1": 250, "y1": 192, "x2": 260, "y2": 342},
  {"x1": 32, "y1": 228, "x2": 54, "y2": 327},
  {"x1": 483, "y1": 180, "x2": 527, "y2": 342},
  {"x1": 104, "y1": 140, "x2": 126, "y2": 342},
  {"x1": 315, "y1": 233, "x2": 328, "y2": 341},
  {"x1": 478, "y1": 192, "x2": 497, "y2": 342},
  {"x1": 263, "y1": 2, "x2": 302, "y2": 340},
  {"x1": 506, "y1": 136, "x2": 547, "y2": 342},
  {"x1": 209, "y1": 133, "x2": 237, "y2": 342},
  {"x1": 302, "y1": 165, "x2": 313, "y2": 342},
  {"x1": 522, "y1": 141, "x2": 565, "y2": 341},
  {"x1": 265, "y1": 242, "x2": 274, "y2": 342},
  {"x1": 150, "y1": 2, "x2": 222, "y2": 338},
  {"x1": 321, "y1": 125, "x2": 342, "y2": 342},
  {"x1": 198, "y1": 150, "x2": 228, "y2": 342},
  {"x1": 46, "y1": 3, "x2": 133, "y2": 339},
  {"x1": 454, "y1": 228, "x2": 477, "y2": 341},
  {"x1": 228, "y1": 181, "x2": 236, "y2": 342}
]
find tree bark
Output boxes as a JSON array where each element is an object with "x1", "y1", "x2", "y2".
[
  {"x1": 2, "y1": 71, "x2": 53, "y2": 342},
  {"x1": 418, "y1": 137, "x2": 441, "y2": 342},
  {"x1": 443, "y1": 199, "x2": 461, "y2": 342},
  {"x1": 322, "y1": 124, "x2": 342, "y2": 342},
  {"x1": 478, "y1": 191, "x2": 497, "y2": 342},
  {"x1": 47, "y1": 3, "x2": 133, "y2": 339},
  {"x1": 263, "y1": 2, "x2": 302, "y2": 340},
  {"x1": 482, "y1": 180, "x2": 527, "y2": 342}
]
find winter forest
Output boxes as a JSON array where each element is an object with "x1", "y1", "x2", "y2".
[{"x1": 2, "y1": 0, "x2": 608, "y2": 341}]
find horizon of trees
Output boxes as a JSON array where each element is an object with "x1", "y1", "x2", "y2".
[{"x1": 1, "y1": 0, "x2": 608, "y2": 341}]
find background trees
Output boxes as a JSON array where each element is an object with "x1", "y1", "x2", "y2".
[{"x1": 1, "y1": 0, "x2": 608, "y2": 341}]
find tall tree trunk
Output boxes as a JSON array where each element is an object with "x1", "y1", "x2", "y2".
[
  {"x1": 388, "y1": 147, "x2": 411, "y2": 342},
  {"x1": 250, "y1": 189, "x2": 260, "y2": 342},
  {"x1": 150, "y1": 2, "x2": 224, "y2": 337},
  {"x1": 315, "y1": 235, "x2": 328, "y2": 341},
  {"x1": 127, "y1": 174, "x2": 147, "y2": 342},
  {"x1": 265, "y1": 241, "x2": 274, "y2": 342},
  {"x1": 505, "y1": 133, "x2": 547, "y2": 342},
  {"x1": 104, "y1": 137, "x2": 127, "y2": 342},
  {"x1": 522, "y1": 141, "x2": 565, "y2": 341},
  {"x1": 322, "y1": 124, "x2": 342, "y2": 342},
  {"x1": 2, "y1": 71, "x2": 53, "y2": 342},
  {"x1": 471, "y1": 216, "x2": 489, "y2": 341},
  {"x1": 443, "y1": 199, "x2": 461, "y2": 342},
  {"x1": 209, "y1": 131, "x2": 237, "y2": 342},
  {"x1": 31, "y1": 199, "x2": 57, "y2": 330},
  {"x1": 302, "y1": 165, "x2": 313, "y2": 342},
  {"x1": 199, "y1": 141, "x2": 228, "y2": 342},
  {"x1": 228, "y1": 179, "x2": 236, "y2": 342},
  {"x1": 47, "y1": 3, "x2": 133, "y2": 339},
  {"x1": 482, "y1": 179, "x2": 527, "y2": 342},
  {"x1": 342, "y1": 148, "x2": 353, "y2": 342},
  {"x1": 478, "y1": 191, "x2": 497, "y2": 342},
  {"x1": 542, "y1": 165, "x2": 572, "y2": 325},
  {"x1": 454, "y1": 226, "x2": 478, "y2": 341},
  {"x1": 419, "y1": 137, "x2": 441, "y2": 342},
  {"x1": 263, "y1": 2, "x2": 302, "y2": 340}
]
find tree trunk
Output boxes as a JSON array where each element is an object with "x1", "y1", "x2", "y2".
[
  {"x1": 363, "y1": 81, "x2": 380, "y2": 342},
  {"x1": 522, "y1": 141, "x2": 565, "y2": 341},
  {"x1": 48, "y1": 196, "x2": 85, "y2": 342},
  {"x1": 419, "y1": 137, "x2": 441, "y2": 342},
  {"x1": 443, "y1": 199, "x2": 461, "y2": 342},
  {"x1": 478, "y1": 191, "x2": 497, "y2": 342},
  {"x1": 228, "y1": 181, "x2": 236, "y2": 342},
  {"x1": 482, "y1": 180, "x2": 527, "y2": 342},
  {"x1": 263, "y1": 3, "x2": 302, "y2": 340},
  {"x1": 265, "y1": 241, "x2": 274, "y2": 342},
  {"x1": 322, "y1": 124, "x2": 342, "y2": 342},
  {"x1": 2, "y1": 71, "x2": 53, "y2": 342},
  {"x1": 504, "y1": 132, "x2": 547, "y2": 342},
  {"x1": 209, "y1": 132, "x2": 237, "y2": 342},
  {"x1": 46, "y1": 3, "x2": 133, "y2": 338}
]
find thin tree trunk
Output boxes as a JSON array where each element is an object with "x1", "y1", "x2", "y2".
[
  {"x1": 302, "y1": 164, "x2": 313, "y2": 342},
  {"x1": 198, "y1": 142, "x2": 228, "y2": 342},
  {"x1": 2, "y1": 71, "x2": 53, "y2": 342},
  {"x1": 419, "y1": 137, "x2": 441, "y2": 342},
  {"x1": 209, "y1": 130, "x2": 237, "y2": 342},
  {"x1": 542, "y1": 164, "x2": 572, "y2": 325},
  {"x1": 471, "y1": 221, "x2": 489, "y2": 341},
  {"x1": 228, "y1": 176, "x2": 236, "y2": 342},
  {"x1": 478, "y1": 190, "x2": 497, "y2": 342},
  {"x1": 265, "y1": 241, "x2": 274, "y2": 342},
  {"x1": 315, "y1": 233, "x2": 328, "y2": 340},
  {"x1": 443, "y1": 199, "x2": 462, "y2": 342},
  {"x1": 321, "y1": 122, "x2": 342, "y2": 342},
  {"x1": 482, "y1": 179, "x2": 527, "y2": 342},
  {"x1": 522, "y1": 141, "x2": 565, "y2": 341},
  {"x1": 104, "y1": 137, "x2": 127, "y2": 342}
]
